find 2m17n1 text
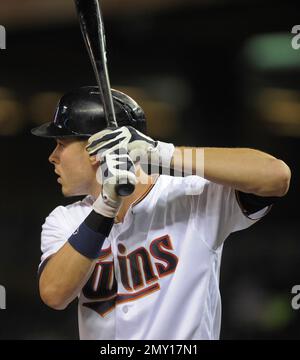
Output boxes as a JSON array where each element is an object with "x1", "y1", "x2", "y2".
[{"x1": 144, "y1": 344, "x2": 198, "y2": 356}]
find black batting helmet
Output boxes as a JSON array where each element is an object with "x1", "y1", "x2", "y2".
[{"x1": 31, "y1": 86, "x2": 147, "y2": 138}]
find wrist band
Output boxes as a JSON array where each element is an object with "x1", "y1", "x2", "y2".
[{"x1": 68, "y1": 219, "x2": 112, "y2": 259}]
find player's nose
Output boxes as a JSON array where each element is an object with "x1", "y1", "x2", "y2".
[{"x1": 48, "y1": 146, "x2": 59, "y2": 165}]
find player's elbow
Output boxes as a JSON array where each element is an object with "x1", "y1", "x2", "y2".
[
  {"x1": 39, "y1": 282, "x2": 69, "y2": 310},
  {"x1": 267, "y1": 159, "x2": 291, "y2": 197},
  {"x1": 252, "y1": 159, "x2": 291, "y2": 197}
]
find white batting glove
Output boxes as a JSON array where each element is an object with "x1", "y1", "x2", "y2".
[
  {"x1": 91, "y1": 147, "x2": 137, "y2": 218},
  {"x1": 86, "y1": 126, "x2": 175, "y2": 168}
]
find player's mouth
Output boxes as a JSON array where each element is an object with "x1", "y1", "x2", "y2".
[
  {"x1": 54, "y1": 169, "x2": 61, "y2": 179},
  {"x1": 54, "y1": 170, "x2": 62, "y2": 184}
]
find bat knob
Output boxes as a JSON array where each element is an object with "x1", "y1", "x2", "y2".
[{"x1": 115, "y1": 183, "x2": 135, "y2": 197}]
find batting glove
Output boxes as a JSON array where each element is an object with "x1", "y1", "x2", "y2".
[
  {"x1": 91, "y1": 145, "x2": 137, "y2": 218},
  {"x1": 86, "y1": 126, "x2": 175, "y2": 168}
]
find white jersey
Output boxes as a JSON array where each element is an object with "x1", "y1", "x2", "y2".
[{"x1": 40, "y1": 175, "x2": 268, "y2": 340}]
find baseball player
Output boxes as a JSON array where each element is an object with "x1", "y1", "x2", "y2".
[{"x1": 32, "y1": 86, "x2": 291, "y2": 340}]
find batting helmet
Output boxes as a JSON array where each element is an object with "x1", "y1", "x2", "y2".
[{"x1": 31, "y1": 86, "x2": 147, "y2": 138}]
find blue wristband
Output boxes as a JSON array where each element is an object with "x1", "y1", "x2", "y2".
[{"x1": 68, "y1": 223, "x2": 106, "y2": 259}]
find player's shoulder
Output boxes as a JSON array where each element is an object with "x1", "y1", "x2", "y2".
[
  {"x1": 159, "y1": 174, "x2": 208, "y2": 185},
  {"x1": 158, "y1": 175, "x2": 209, "y2": 196},
  {"x1": 45, "y1": 195, "x2": 93, "y2": 224},
  {"x1": 65, "y1": 195, "x2": 94, "y2": 210}
]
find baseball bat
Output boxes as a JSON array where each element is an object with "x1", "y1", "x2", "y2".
[
  {"x1": 74, "y1": 0, "x2": 135, "y2": 196},
  {"x1": 74, "y1": 0, "x2": 117, "y2": 128}
]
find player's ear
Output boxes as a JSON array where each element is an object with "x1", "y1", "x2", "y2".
[
  {"x1": 89, "y1": 155, "x2": 99, "y2": 166},
  {"x1": 84, "y1": 139, "x2": 102, "y2": 167}
]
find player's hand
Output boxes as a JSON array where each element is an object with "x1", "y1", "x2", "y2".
[
  {"x1": 92, "y1": 147, "x2": 137, "y2": 218},
  {"x1": 86, "y1": 126, "x2": 175, "y2": 167}
]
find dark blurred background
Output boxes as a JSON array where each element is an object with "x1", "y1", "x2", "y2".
[{"x1": 0, "y1": 0, "x2": 299, "y2": 339}]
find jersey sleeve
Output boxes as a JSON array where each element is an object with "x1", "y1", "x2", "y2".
[
  {"x1": 39, "y1": 205, "x2": 74, "y2": 269},
  {"x1": 193, "y1": 181, "x2": 271, "y2": 250}
]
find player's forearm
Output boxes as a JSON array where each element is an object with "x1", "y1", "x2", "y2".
[
  {"x1": 171, "y1": 147, "x2": 291, "y2": 197},
  {"x1": 40, "y1": 210, "x2": 114, "y2": 310},
  {"x1": 39, "y1": 242, "x2": 96, "y2": 310}
]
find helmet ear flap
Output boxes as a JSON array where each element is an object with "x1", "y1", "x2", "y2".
[{"x1": 111, "y1": 89, "x2": 147, "y2": 134}]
